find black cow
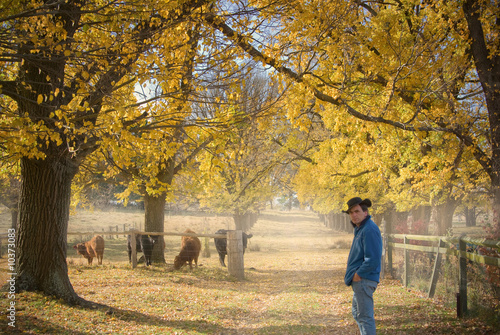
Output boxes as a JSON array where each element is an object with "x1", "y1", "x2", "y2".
[
  {"x1": 127, "y1": 234, "x2": 159, "y2": 266},
  {"x1": 214, "y1": 229, "x2": 253, "y2": 267}
]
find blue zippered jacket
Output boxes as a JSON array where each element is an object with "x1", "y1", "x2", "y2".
[{"x1": 344, "y1": 215, "x2": 383, "y2": 286}]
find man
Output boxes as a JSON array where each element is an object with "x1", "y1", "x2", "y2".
[{"x1": 343, "y1": 197, "x2": 383, "y2": 335}]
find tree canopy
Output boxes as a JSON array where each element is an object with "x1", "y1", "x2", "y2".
[
  {"x1": 203, "y1": 0, "x2": 499, "y2": 223},
  {"x1": 0, "y1": 0, "x2": 499, "y2": 303}
]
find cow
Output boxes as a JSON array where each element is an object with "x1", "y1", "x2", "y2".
[
  {"x1": 73, "y1": 235, "x2": 105, "y2": 265},
  {"x1": 127, "y1": 233, "x2": 159, "y2": 266},
  {"x1": 173, "y1": 229, "x2": 201, "y2": 270},
  {"x1": 213, "y1": 229, "x2": 253, "y2": 267}
]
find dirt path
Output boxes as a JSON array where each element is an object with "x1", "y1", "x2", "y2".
[
  {"x1": 210, "y1": 210, "x2": 361, "y2": 334},
  {"x1": 217, "y1": 211, "x2": 495, "y2": 334}
]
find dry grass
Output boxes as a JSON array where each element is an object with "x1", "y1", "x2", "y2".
[{"x1": 0, "y1": 209, "x2": 497, "y2": 334}]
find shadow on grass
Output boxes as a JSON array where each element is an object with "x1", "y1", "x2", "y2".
[
  {"x1": 1, "y1": 314, "x2": 89, "y2": 335},
  {"x1": 93, "y1": 303, "x2": 352, "y2": 335},
  {"x1": 58, "y1": 300, "x2": 351, "y2": 335},
  {"x1": 375, "y1": 294, "x2": 498, "y2": 334}
]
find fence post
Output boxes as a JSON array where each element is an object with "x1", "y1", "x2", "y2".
[
  {"x1": 381, "y1": 219, "x2": 386, "y2": 279},
  {"x1": 387, "y1": 235, "x2": 393, "y2": 277},
  {"x1": 428, "y1": 239, "x2": 444, "y2": 298},
  {"x1": 403, "y1": 235, "x2": 410, "y2": 287},
  {"x1": 404, "y1": 235, "x2": 410, "y2": 287},
  {"x1": 381, "y1": 233, "x2": 386, "y2": 279},
  {"x1": 131, "y1": 232, "x2": 137, "y2": 269},
  {"x1": 458, "y1": 238, "x2": 468, "y2": 317},
  {"x1": 227, "y1": 230, "x2": 245, "y2": 280}
]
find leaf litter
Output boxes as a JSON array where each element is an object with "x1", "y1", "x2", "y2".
[{"x1": 1, "y1": 210, "x2": 497, "y2": 334}]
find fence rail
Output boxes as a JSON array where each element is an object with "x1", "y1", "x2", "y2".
[
  {"x1": 67, "y1": 231, "x2": 226, "y2": 239},
  {"x1": 390, "y1": 234, "x2": 500, "y2": 249},
  {"x1": 386, "y1": 233, "x2": 500, "y2": 318}
]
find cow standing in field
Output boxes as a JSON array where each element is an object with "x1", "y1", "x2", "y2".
[
  {"x1": 213, "y1": 229, "x2": 253, "y2": 267},
  {"x1": 127, "y1": 233, "x2": 159, "y2": 266},
  {"x1": 73, "y1": 235, "x2": 105, "y2": 265},
  {"x1": 174, "y1": 229, "x2": 201, "y2": 270}
]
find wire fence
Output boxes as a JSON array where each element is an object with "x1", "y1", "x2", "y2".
[{"x1": 386, "y1": 234, "x2": 500, "y2": 321}]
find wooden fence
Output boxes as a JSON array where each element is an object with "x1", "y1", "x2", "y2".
[
  {"x1": 386, "y1": 234, "x2": 500, "y2": 317},
  {"x1": 65, "y1": 224, "x2": 138, "y2": 242},
  {"x1": 66, "y1": 230, "x2": 247, "y2": 280}
]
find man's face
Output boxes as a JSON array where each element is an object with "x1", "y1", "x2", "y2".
[{"x1": 348, "y1": 204, "x2": 368, "y2": 226}]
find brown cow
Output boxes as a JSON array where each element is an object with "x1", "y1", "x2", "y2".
[
  {"x1": 73, "y1": 235, "x2": 105, "y2": 265},
  {"x1": 173, "y1": 229, "x2": 201, "y2": 270}
]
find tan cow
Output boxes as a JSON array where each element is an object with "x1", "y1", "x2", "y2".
[{"x1": 73, "y1": 235, "x2": 105, "y2": 265}]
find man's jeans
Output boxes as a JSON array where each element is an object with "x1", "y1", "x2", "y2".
[{"x1": 352, "y1": 279, "x2": 378, "y2": 335}]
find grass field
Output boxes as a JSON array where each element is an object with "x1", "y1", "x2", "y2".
[{"x1": 0, "y1": 209, "x2": 497, "y2": 334}]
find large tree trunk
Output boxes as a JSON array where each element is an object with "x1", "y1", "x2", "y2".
[
  {"x1": 412, "y1": 205, "x2": 431, "y2": 224},
  {"x1": 464, "y1": 206, "x2": 477, "y2": 227},
  {"x1": 492, "y1": 185, "x2": 500, "y2": 233},
  {"x1": 233, "y1": 213, "x2": 245, "y2": 231},
  {"x1": 16, "y1": 157, "x2": 81, "y2": 304},
  {"x1": 232, "y1": 212, "x2": 258, "y2": 231},
  {"x1": 144, "y1": 193, "x2": 166, "y2": 264},
  {"x1": 463, "y1": 0, "x2": 500, "y2": 233},
  {"x1": 434, "y1": 199, "x2": 458, "y2": 236},
  {"x1": 382, "y1": 201, "x2": 409, "y2": 235}
]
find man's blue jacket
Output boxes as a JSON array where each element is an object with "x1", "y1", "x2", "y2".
[{"x1": 344, "y1": 215, "x2": 383, "y2": 286}]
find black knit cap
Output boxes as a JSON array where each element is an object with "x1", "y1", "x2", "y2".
[{"x1": 343, "y1": 197, "x2": 372, "y2": 213}]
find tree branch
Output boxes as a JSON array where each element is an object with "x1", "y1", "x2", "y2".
[{"x1": 203, "y1": 10, "x2": 493, "y2": 180}]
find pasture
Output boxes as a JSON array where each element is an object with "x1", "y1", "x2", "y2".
[{"x1": 0, "y1": 209, "x2": 497, "y2": 334}]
